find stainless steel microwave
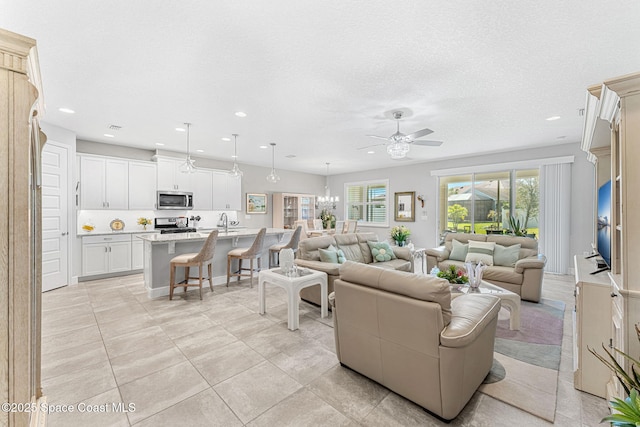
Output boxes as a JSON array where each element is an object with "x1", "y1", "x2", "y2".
[{"x1": 157, "y1": 191, "x2": 193, "y2": 210}]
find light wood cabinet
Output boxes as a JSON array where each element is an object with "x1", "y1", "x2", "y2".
[
  {"x1": 272, "y1": 193, "x2": 316, "y2": 229},
  {"x1": 128, "y1": 161, "x2": 157, "y2": 210},
  {"x1": 79, "y1": 155, "x2": 129, "y2": 209},
  {"x1": 583, "y1": 72, "x2": 640, "y2": 402}
]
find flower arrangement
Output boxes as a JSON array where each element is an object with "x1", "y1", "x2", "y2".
[
  {"x1": 390, "y1": 225, "x2": 411, "y2": 245},
  {"x1": 437, "y1": 264, "x2": 469, "y2": 284},
  {"x1": 319, "y1": 209, "x2": 336, "y2": 229},
  {"x1": 137, "y1": 217, "x2": 152, "y2": 230}
]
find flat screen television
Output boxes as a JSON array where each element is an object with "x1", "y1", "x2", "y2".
[{"x1": 594, "y1": 179, "x2": 612, "y2": 274}]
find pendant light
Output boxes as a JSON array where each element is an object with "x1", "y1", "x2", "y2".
[
  {"x1": 229, "y1": 134, "x2": 243, "y2": 177},
  {"x1": 317, "y1": 162, "x2": 339, "y2": 209},
  {"x1": 266, "y1": 142, "x2": 280, "y2": 183},
  {"x1": 179, "y1": 122, "x2": 196, "y2": 173}
]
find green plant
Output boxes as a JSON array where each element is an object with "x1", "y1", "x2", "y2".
[
  {"x1": 589, "y1": 324, "x2": 640, "y2": 397},
  {"x1": 390, "y1": 225, "x2": 411, "y2": 243},
  {"x1": 447, "y1": 204, "x2": 468, "y2": 230},
  {"x1": 508, "y1": 216, "x2": 527, "y2": 236},
  {"x1": 601, "y1": 388, "x2": 640, "y2": 426},
  {"x1": 437, "y1": 264, "x2": 469, "y2": 284}
]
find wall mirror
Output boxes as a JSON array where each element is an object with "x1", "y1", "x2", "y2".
[{"x1": 394, "y1": 191, "x2": 415, "y2": 222}]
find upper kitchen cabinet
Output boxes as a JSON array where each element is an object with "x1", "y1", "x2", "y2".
[
  {"x1": 128, "y1": 161, "x2": 157, "y2": 210},
  {"x1": 156, "y1": 157, "x2": 192, "y2": 191},
  {"x1": 80, "y1": 155, "x2": 129, "y2": 209},
  {"x1": 192, "y1": 169, "x2": 213, "y2": 210},
  {"x1": 212, "y1": 171, "x2": 242, "y2": 210}
]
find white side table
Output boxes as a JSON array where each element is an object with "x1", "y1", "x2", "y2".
[
  {"x1": 258, "y1": 267, "x2": 328, "y2": 331},
  {"x1": 452, "y1": 281, "x2": 521, "y2": 330}
]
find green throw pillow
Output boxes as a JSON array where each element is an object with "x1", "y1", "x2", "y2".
[
  {"x1": 449, "y1": 239, "x2": 469, "y2": 261},
  {"x1": 367, "y1": 241, "x2": 397, "y2": 263},
  {"x1": 493, "y1": 243, "x2": 521, "y2": 267},
  {"x1": 465, "y1": 240, "x2": 496, "y2": 266},
  {"x1": 318, "y1": 245, "x2": 346, "y2": 264}
]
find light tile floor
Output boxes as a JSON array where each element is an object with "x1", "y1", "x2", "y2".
[{"x1": 41, "y1": 273, "x2": 609, "y2": 426}]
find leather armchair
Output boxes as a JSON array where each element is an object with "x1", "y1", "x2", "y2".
[{"x1": 331, "y1": 261, "x2": 501, "y2": 420}]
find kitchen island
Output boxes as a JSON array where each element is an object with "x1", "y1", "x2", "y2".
[{"x1": 138, "y1": 228, "x2": 288, "y2": 298}]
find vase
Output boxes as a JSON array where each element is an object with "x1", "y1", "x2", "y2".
[
  {"x1": 396, "y1": 240, "x2": 405, "y2": 247},
  {"x1": 280, "y1": 248, "x2": 295, "y2": 274},
  {"x1": 143, "y1": 225, "x2": 147, "y2": 230}
]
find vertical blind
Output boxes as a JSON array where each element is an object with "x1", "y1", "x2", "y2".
[{"x1": 539, "y1": 163, "x2": 572, "y2": 274}]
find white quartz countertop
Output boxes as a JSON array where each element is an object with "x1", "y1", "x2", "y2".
[
  {"x1": 136, "y1": 228, "x2": 288, "y2": 243},
  {"x1": 77, "y1": 229, "x2": 160, "y2": 237}
]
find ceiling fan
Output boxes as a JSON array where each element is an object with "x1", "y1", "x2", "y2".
[{"x1": 359, "y1": 111, "x2": 443, "y2": 159}]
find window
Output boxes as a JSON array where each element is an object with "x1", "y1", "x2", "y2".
[
  {"x1": 437, "y1": 170, "x2": 539, "y2": 237},
  {"x1": 345, "y1": 179, "x2": 389, "y2": 227}
]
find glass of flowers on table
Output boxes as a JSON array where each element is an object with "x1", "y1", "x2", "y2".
[
  {"x1": 437, "y1": 264, "x2": 469, "y2": 285},
  {"x1": 137, "y1": 217, "x2": 152, "y2": 230},
  {"x1": 390, "y1": 225, "x2": 411, "y2": 247}
]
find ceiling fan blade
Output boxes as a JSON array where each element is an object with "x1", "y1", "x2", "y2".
[
  {"x1": 406, "y1": 127, "x2": 434, "y2": 140},
  {"x1": 412, "y1": 140, "x2": 443, "y2": 147},
  {"x1": 357, "y1": 142, "x2": 386, "y2": 150},
  {"x1": 366, "y1": 135, "x2": 391, "y2": 141}
]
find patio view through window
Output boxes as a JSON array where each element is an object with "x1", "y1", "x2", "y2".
[
  {"x1": 438, "y1": 169, "x2": 539, "y2": 238},
  {"x1": 345, "y1": 179, "x2": 389, "y2": 227}
]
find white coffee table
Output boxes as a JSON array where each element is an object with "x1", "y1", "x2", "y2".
[
  {"x1": 258, "y1": 267, "x2": 328, "y2": 331},
  {"x1": 452, "y1": 281, "x2": 521, "y2": 330}
]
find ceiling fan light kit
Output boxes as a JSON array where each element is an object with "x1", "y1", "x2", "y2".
[
  {"x1": 179, "y1": 122, "x2": 197, "y2": 173},
  {"x1": 363, "y1": 110, "x2": 443, "y2": 160},
  {"x1": 266, "y1": 142, "x2": 280, "y2": 183}
]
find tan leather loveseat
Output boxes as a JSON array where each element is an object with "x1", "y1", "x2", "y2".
[
  {"x1": 294, "y1": 232, "x2": 412, "y2": 306},
  {"x1": 330, "y1": 262, "x2": 501, "y2": 420},
  {"x1": 426, "y1": 232, "x2": 546, "y2": 303}
]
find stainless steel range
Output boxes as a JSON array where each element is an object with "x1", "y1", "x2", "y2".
[{"x1": 154, "y1": 217, "x2": 197, "y2": 234}]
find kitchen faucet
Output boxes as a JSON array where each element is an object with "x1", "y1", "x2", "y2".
[{"x1": 220, "y1": 213, "x2": 228, "y2": 233}]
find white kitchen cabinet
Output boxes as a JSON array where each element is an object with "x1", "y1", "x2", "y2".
[
  {"x1": 80, "y1": 155, "x2": 129, "y2": 209},
  {"x1": 131, "y1": 235, "x2": 145, "y2": 270},
  {"x1": 156, "y1": 157, "x2": 192, "y2": 191},
  {"x1": 192, "y1": 169, "x2": 213, "y2": 210},
  {"x1": 212, "y1": 171, "x2": 242, "y2": 210},
  {"x1": 82, "y1": 234, "x2": 132, "y2": 276},
  {"x1": 129, "y1": 161, "x2": 157, "y2": 210}
]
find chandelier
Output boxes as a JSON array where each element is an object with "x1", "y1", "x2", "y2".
[
  {"x1": 179, "y1": 122, "x2": 196, "y2": 173},
  {"x1": 229, "y1": 134, "x2": 243, "y2": 177},
  {"x1": 266, "y1": 142, "x2": 280, "y2": 183},
  {"x1": 316, "y1": 162, "x2": 339, "y2": 210}
]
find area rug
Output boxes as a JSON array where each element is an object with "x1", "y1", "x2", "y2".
[{"x1": 479, "y1": 298, "x2": 565, "y2": 422}]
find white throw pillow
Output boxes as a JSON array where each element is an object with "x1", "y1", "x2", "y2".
[{"x1": 465, "y1": 240, "x2": 496, "y2": 266}]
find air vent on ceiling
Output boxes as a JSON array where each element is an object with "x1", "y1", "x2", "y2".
[
  {"x1": 108, "y1": 124, "x2": 122, "y2": 131},
  {"x1": 285, "y1": 154, "x2": 296, "y2": 158}
]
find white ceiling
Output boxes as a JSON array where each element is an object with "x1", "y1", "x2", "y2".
[{"x1": 3, "y1": 1, "x2": 640, "y2": 175}]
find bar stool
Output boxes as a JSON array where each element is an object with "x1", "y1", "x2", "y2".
[
  {"x1": 268, "y1": 226, "x2": 302, "y2": 268},
  {"x1": 226, "y1": 228, "x2": 266, "y2": 288},
  {"x1": 169, "y1": 230, "x2": 219, "y2": 300}
]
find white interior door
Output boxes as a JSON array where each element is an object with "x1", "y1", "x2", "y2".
[{"x1": 41, "y1": 143, "x2": 69, "y2": 292}]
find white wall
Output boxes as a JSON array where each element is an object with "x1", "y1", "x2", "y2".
[{"x1": 327, "y1": 142, "x2": 595, "y2": 261}]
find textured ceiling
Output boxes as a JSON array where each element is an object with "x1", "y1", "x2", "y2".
[{"x1": 2, "y1": 1, "x2": 640, "y2": 175}]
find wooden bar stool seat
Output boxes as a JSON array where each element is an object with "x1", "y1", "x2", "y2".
[
  {"x1": 226, "y1": 228, "x2": 266, "y2": 288},
  {"x1": 169, "y1": 230, "x2": 218, "y2": 300}
]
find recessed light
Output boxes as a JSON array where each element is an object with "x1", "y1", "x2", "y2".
[
  {"x1": 196, "y1": 149, "x2": 204, "y2": 153},
  {"x1": 104, "y1": 134, "x2": 115, "y2": 138},
  {"x1": 221, "y1": 137, "x2": 231, "y2": 141},
  {"x1": 175, "y1": 127, "x2": 185, "y2": 132},
  {"x1": 546, "y1": 116, "x2": 561, "y2": 121},
  {"x1": 367, "y1": 151, "x2": 375, "y2": 154},
  {"x1": 231, "y1": 155, "x2": 238, "y2": 158},
  {"x1": 155, "y1": 143, "x2": 165, "y2": 146},
  {"x1": 59, "y1": 107, "x2": 75, "y2": 114},
  {"x1": 235, "y1": 111, "x2": 247, "y2": 118},
  {"x1": 259, "y1": 145, "x2": 268, "y2": 149}
]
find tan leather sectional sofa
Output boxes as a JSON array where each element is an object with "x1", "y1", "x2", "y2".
[
  {"x1": 294, "y1": 232, "x2": 413, "y2": 306},
  {"x1": 426, "y1": 232, "x2": 546, "y2": 303},
  {"x1": 330, "y1": 261, "x2": 501, "y2": 420}
]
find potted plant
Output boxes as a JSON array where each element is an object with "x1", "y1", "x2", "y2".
[
  {"x1": 508, "y1": 216, "x2": 527, "y2": 237},
  {"x1": 390, "y1": 225, "x2": 411, "y2": 246},
  {"x1": 436, "y1": 265, "x2": 469, "y2": 284}
]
